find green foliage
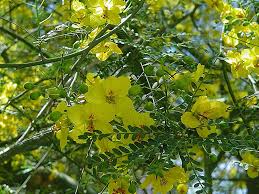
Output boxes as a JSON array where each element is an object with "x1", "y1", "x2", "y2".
[{"x1": 0, "y1": 0, "x2": 258, "y2": 193}]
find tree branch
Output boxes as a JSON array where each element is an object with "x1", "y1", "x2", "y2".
[
  {"x1": 0, "y1": 26, "x2": 50, "y2": 58},
  {"x1": 0, "y1": 128, "x2": 53, "y2": 163},
  {"x1": 0, "y1": 0, "x2": 144, "y2": 69}
]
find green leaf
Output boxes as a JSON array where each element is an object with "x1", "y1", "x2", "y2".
[
  {"x1": 132, "y1": 133, "x2": 137, "y2": 141},
  {"x1": 189, "y1": 175, "x2": 196, "y2": 180},
  {"x1": 144, "y1": 101, "x2": 154, "y2": 111},
  {"x1": 47, "y1": 87, "x2": 60, "y2": 99},
  {"x1": 105, "y1": 152, "x2": 115, "y2": 158},
  {"x1": 24, "y1": 82, "x2": 34, "y2": 90},
  {"x1": 134, "y1": 142, "x2": 144, "y2": 148},
  {"x1": 118, "y1": 146, "x2": 130, "y2": 153},
  {"x1": 78, "y1": 84, "x2": 88, "y2": 94},
  {"x1": 101, "y1": 174, "x2": 110, "y2": 184},
  {"x1": 191, "y1": 159, "x2": 200, "y2": 166},
  {"x1": 128, "y1": 143, "x2": 138, "y2": 151},
  {"x1": 49, "y1": 111, "x2": 62, "y2": 122},
  {"x1": 144, "y1": 66, "x2": 154, "y2": 75},
  {"x1": 128, "y1": 182, "x2": 137, "y2": 193},
  {"x1": 128, "y1": 85, "x2": 142, "y2": 96},
  {"x1": 92, "y1": 155, "x2": 102, "y2": 162},
  {"x1": 189, "y1": 152, "x2": 196, "y2": 156},
  {"x1": 99, "y1": 154, "x2": 109, "y2": 161},
  {"x1": 112, "y1": 148, "x2": 122, "y2": 155},
  {"x1": 124, "y1": 133, "x2": 129, "y2": 139},
  {"x1": 156, "y1": 68, "x2": 165, "y2": 77},
  {"x1": 117, "y1": 133, "x2": 121, "y2": 140},
  {"x1": 195, "y1": 168, "x2": 203, "y2": 172},
  {"x1": 98, "y1": 133, "x2": 111, "y2": 140},
  {"x1": 30, "y1": 91, "x2": 41, "y2": 100},
  {"x1": 117, "y1": 126, "x2": 128, "y2": 133},
  {"x1": 128, "y1": 126, "x2": 136, "y2": 132}
]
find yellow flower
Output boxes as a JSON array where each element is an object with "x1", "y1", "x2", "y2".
[
  {"x1": 55, "y1": 117, "x2": 69, "y2": 150},
  {"x1": 231, "y1": 7, "x2": 246, "y2": 19},
  {"x1": 122, "y1": 110, "x2": 155, "y2": 128},
  {"x1": 52, "y1": 101, "x2": 68, "y2": 114},
  {"x1": 191, "y1": 96, "x2": 229, "y2": 119},
  {"x1": 171, "y1": 64, "x2": 205, "y2": 92},
  {"x1": 181, "y1": 96, "x2": 229, "y2": 128},
  {"x1": 90, "y1": 0, "x2": 125, "y2": 26},
  {"x1": 247, "y1": 167, "x2": 258, "y2": 178},
  {"x1": 241, "y1": 152, "x2": 258, "y2": 165},
  {"x1": 88, "y1": 0, "x2": 126, "y2": 27},
  {"x1": 67, "y1": 103, "x2": 115, "y2": 133},
  {"x1": 82, "y1": 28, "x2": 123, "y2": 61},
  {"x1": 52, "y1": 102, "x2": 70, "y2": 149},
  {"x1": 226, "y1": 50, "x2": 249, "y2": 78},
  {"x1": 69, "y1": 126, "x2": 86, "y2": 144},
  {"x1": 70, "y1": 0, "x2": 91, "y2": 27},
  {"x1": 196, "y1": 126, "x2": 221, "y2": 138},
  {"x1": 188, "y1": 145, "x2": 204, "y2": 161},
  {"x1": 85, "y1": 72, "x2": 103, "y2": 86},
  {"x1": 85, "y1": 76, "x2": 133, "y2": 116},
  {"x1": 177, "y1": 184, "x2": 188, "y2": 194},
  {"x1": 191, "y1": 64, "x2": 205, "y2": 83},
  {"x1": 197, "y1": 82, "x2": 220, "y2": 96},
  {"x1": 141, "y1": 167, "x2": 188, "y2": 194},
  {"x1": 91, "y1": 41, "x2": 122, "y2": 61},
  {"x1": 241, "y1": 151, "x2": 259, "y2": 178},
  {"x1": 141, "y1": 174, "x2": 173, "y2": 194},
  {"x1": 95, "y1": 138, "x2": 117, "y2": 153},
  {"x1": 226, "y1": 47, "x2": 259, "y2": 78},
  {"x1": 70, "y1": 0, "x2": 125, "y2": 27},
  {"x1": 181, "y1": 112, "x2": 204, "y2": 128},
  {"x1": 241, "y1": 48, "x2": 258, "y2": 72},
  {"x1": 146, "y1": 0, "x2": 167, "y2": 13},
  {"x1": 223, "y1": 30, "x2": 239, "y2": 47},
  {"x1": 181, "y1": 96, "x2": 229, "y2": 138},
  {"x1": 108, "y1": 177, "x2": 130, "y2": 194},
  {"x1": 204, "y1": 0, "x2": 225, "y2": 12}
]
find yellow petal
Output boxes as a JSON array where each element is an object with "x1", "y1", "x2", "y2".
[
  {"x1": 181, "y1": 112, "x2": 201, "y2": 128},
  {"x1": 247, "y1": 167, "x2": 258, "y2": 178}
]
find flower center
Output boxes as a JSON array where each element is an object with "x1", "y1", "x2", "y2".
[
  {"x1": 160, "y1": 177, "x2": 168, "y2": 185},
  {"x1": 102, "y1": 9, "x2": 108, "y2": 19},
  {"x1": 87, "y1": 114, "x2": 95, "y2": 132},
  {"x1": 106, "y1": 90, "x2": 116, "y2": 104},
  {"x1": 112, "y1": 188, "x2": 126, "y2": 194}
]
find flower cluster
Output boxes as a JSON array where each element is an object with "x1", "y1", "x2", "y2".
[
  {"x1": 146, "y1": 0, "x2": 179, "y2": 13},
  {"x1": 205, "y1": 0, "x2": 259, "y2": 78},
  {"x1": 181, "y1": 96, "x2": 230, "y2": 138},
  {"x1": 71, "y1": 0, "x2": 126, "y2": 28},
  {"x1": 52, "y1": 74, "x2": 154, "y2": 150},
  {"x1": 141, "y1": 166, "x2": 189, "y2": 194},
  {"x1": 81, "y1": 28, "x2": 122, "y2": 61},
  {"x1": 108, "y1": 178, "x2": 130, "y2": 194},
  {"x1": 63, "y1": 0, "x2": 126, "y2": 61},
  {"x1": 204, "y1": 0, "x2": 246, "y2": 21},
  {"x1": 241, "y1": 152, "x2": 259, "y2": 178},
  {"x1": 226, "y1": 47, "x2": 258, "y2": 78}
]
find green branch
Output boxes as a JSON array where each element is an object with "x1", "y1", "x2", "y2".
[{"x1": 221, "y1": 60, "x2": 252, "y2": 135}]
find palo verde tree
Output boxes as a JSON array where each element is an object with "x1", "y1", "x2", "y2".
[{"x1": 0, "y1": 0, "x2": 258, "y2": 193}]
